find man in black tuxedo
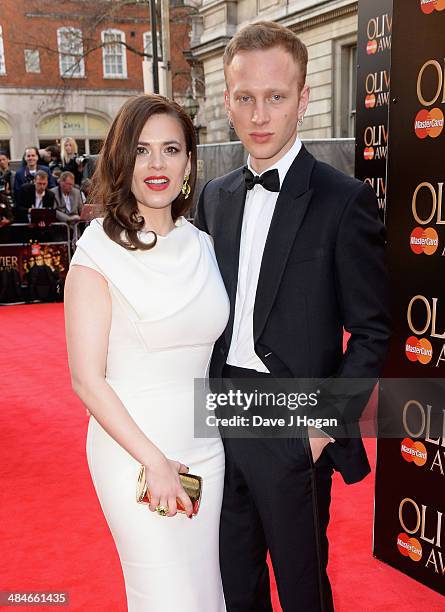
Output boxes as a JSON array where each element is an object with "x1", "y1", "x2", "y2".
[
  {"x1": 195, "y1": 21, "x2": 390, "y2": 612},
  {"x1": 15, "y1": 170, "x2": 55, "y2": 223}
]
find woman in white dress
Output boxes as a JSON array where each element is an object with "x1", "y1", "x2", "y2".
[{"x1": 64, "y1": 95, "x2": 229, "y2": 611}]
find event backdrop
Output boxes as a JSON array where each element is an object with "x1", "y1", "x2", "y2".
[
  {"x1": 373, "y1": 0, "x2": 445, "y2": 596},
  {"x1": 355, "y1": 0, "x2": 392, "y2": 217},
  {"x1": 0, "y1": 241, "x2": 68, "y2": 303}
]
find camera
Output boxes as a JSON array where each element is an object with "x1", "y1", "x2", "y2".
[{"x1": 49, "y1": 160, "x2": 62, "y2": 172}]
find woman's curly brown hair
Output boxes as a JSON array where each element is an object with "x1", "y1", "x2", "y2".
[{"x1": 90, "y1": 94, "x2": 197, "y2": 251}]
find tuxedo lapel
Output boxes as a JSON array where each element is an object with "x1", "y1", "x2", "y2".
[
  {"x1": 43, "y1": 191, "x2": 52, "y2": 208},
  {"x1": 253, "y1": 146, "x2": 315, "y2": 342},
  {"x1": 214, "y1": 170, "x2": 247, "y2": 346}
]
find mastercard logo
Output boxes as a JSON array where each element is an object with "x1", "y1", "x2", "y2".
[
  {"x1": 414, "y1": 108, "x2": 444, "y2": 138},
  {"x1": 401, "y1": 438, "x2": 428, "y2": 466},
  {"x1": 363, "y1": 147, "x2": 375, "y2": 160},
  {"x1": 420, "y1": 0, "x2": 437, "y2": 12},
  {"x1": 397, "y1": 533, "x2": 422, "y2": 561},
  {"x1": 410, "y1": 227, "x2": 439, "y2": 255},
  {"x1": 365, "y1": 94, "x2": 376, "y2": 109},
  {"x1": 420, "y1": 0, "x2": 445, "y2": 14},
  {"x1": 367, "y1": 40, "x2": 378, "y2": 55},
  {"x1": 405, "y1": 336, "x2": 433, "y2": 364}
]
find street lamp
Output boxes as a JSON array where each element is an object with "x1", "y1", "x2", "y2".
[
  {"x1": 183, "y1": 89, "x2": 200, "y2": 143},
  {"x1": 149, "y1": 0, "x2": 159, "y2": 94},
  {"x1": 183, "y1": 89, "x2": 199, "y2": 121}
]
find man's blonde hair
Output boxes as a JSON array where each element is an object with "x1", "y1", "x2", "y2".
[{"x1": 223, "y1": 21, "x2": 308, "y2": 89}]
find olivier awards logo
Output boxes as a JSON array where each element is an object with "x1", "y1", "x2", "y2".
[
  {"x1": 363, "y1": 125, "x2": 387, "y2": 161},
  {"x1": 0, "y1": 255, "x2": 19, "y2": 271},
  {"x1": 405, "y1": 295, "x2": 445, "y2": 367},
  {"x1": 365, "y1": 70, "x2": 390, "y2": 109},
  {"x1": 364, "y1": 176, "x2": 386, "y2": 211},
  {"x1": 397, "y1": 497, "x2": 444, "y2": 574},
  {"x1": 402, "y1": 399, "x2": 445, "y2": 476},
  {"x1": 415, "y1": 59, "x2": 445, "y2": 139},
  {"x1": 410, "y1": 181, "x2": 444, "y2": 255},
  {"x1": 366, "y1": 13, "x2": 392, "y2": 55},
  {"x1": 420, "y1": 0, "x2": 445, "y2": 14}
]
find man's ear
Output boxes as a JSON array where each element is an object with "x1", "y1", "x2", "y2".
[
  {"x1": 224, "y1": 89, "x2": 231, "y2": 114},
  {"x1": 298, "y1": 84, "x2": 310, "y2": 118}
]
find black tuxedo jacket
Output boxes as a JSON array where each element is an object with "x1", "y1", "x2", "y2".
[
  {"x1": 15, "y1": 184, "x2": 55, "y2": 223},
  {"x1": 195, "y1": 145, "x2": 391, "y2": 484}
]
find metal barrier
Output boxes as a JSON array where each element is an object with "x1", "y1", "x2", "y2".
[
  {"x1": 72, "y1": 220, "x2": 89, "y2": 251},
  {"x1": 0, "y1": 221, "x2": 71, "y2": 255}
]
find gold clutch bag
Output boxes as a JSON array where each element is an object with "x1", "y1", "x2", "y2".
[{"x1": 136, "y1": 464, "x2": 203, "y2": 516}]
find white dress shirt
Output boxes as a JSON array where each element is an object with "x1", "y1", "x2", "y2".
[
  {"x1": 34, "y1": 192, "x2": 43, "y2": 208},
  {"x1": 63, "y1": 192, "x2": 72, "y2": 213},
  {"x1": 227, "y1": 136, "x2": 302, "y2": 372}
]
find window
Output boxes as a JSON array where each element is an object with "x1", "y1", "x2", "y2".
[
  {"x1": 38, "y1": 113, "x2": 109, "y2": 155},
  {"x1": 102, "y1": 29, "x2": 127, "y2": 78},
  {"x1": 334, "y1": 39, "x2": 357, "y2": 138},
  {"x1": 25, "y1": 49, "x2": 41, "y2": 74},
  {"x1": 0, "y1": 26, "x2": 6, "y2": 75},
  {"x1": 143, "y1": 31, "x2": 162, "y2": 60},
  {"x1": 347, "y1": 45, "x2": 357, "y2": 137},
  {"x1": 57, "y1": 27, "x2": 85, "y2": 78},
  {"x1": 0, "y1": 140, "x2": 10, "y2": 156},
  {"x1": 0, "y1": 116, "x2": 11, "y2": 156}
]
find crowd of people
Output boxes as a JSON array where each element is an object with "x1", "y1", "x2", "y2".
[
  {"x1": 0, "y1": 137, "x2": 94, "y2": 229},
  {"x1": 0, "y1": 137, "x2": 95, "y2": 303}
]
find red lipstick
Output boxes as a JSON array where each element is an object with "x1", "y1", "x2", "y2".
[{"x1": 144, "y1": 175, "x2": 170, "y2": 191}]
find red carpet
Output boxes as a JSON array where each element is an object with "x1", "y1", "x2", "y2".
[{"x1": 1, "y1": 303, "x2": 443, "y2": 611}]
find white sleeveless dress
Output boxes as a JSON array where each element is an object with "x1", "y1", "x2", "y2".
[{"x1": 71, "y1": 217, "x2": 229, "y2": 611}]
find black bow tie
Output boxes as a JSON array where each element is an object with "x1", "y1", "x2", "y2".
[{"x1": 243, "y1": 167, "x2": 280, "y2": 192}]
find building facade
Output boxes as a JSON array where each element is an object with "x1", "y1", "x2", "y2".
[
  {"x1": 0, "y1": 0, "x2": 194, "y2": 158},
  {"x1": 190, "y1": 0, "x2": 358, "y2": 142}
]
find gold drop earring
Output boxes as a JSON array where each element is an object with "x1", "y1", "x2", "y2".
[{"x1": 182, "y1": 175, "x2": 191, "y2": 199}]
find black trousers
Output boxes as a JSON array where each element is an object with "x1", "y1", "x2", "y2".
[{"x1": 220, "y1": 365, "x2": 334, "y2": 612}]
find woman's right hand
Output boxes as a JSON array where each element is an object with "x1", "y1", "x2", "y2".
[{"x1": 145, "y1": 455, "x2": 194, "y2": 518}]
